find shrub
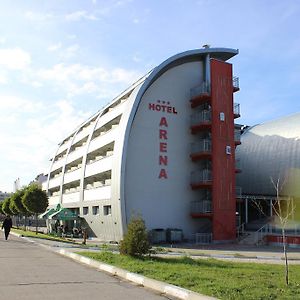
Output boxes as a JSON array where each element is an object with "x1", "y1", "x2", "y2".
[{"x1": 119, "y1": 216, "x2": 150, "y2": 257}]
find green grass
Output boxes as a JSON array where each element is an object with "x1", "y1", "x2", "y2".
[
  {"x1": 12, "y1": 228, "x2": 77, "y2": 244},
  {"x1": 11, "y1": 228, "x2": 119, "y2": 251},
  {"x1": 78, "y1": 251, "x2": 300, "y2": 300}
]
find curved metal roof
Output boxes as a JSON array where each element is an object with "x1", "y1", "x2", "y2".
[{"x1": 236, "y1": 112, "x2": 300, "y2": 196}]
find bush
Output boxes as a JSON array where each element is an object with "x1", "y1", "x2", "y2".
[{"x1": 119, "y1": 216, "x2": 150, "y2": 257}]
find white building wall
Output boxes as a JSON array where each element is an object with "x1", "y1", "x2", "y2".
[{"x1": 124, "y1": 62, "x2": 204, "y2": 238}]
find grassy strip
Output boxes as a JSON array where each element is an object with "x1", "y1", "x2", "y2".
[
  {"x1": 12, "y1": 228, "x2": 77, "y2": 244},
  {"x1": 78, "y1": 251, "x2": 300, "y2": 300},
  {"x1": 11, "y1": 228, "x2": 119, "y2": 251}
]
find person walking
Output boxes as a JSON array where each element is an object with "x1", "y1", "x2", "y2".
[{"x1": 2, "y1": 215, "x2": 13, "y2": 240}]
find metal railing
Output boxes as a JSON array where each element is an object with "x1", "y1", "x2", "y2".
[
  {"x1": 236, "y1": 186, "x2": 242, "y2": 197},
  {"x1": 234, "y1": 102, "x2": 240, "y2": 116},
  {"x1": 191, "y1": 110, "x2": 211, "y2": 126},
  {"x1": 234, "y1": 129, "x2": 241, "y2": 143},
  {"x1": 190, "y1": 81, "x2": 210, "y2": 99},
  {"x1": 235, "y1": 159, "x2": 241, "y2": 170},
  {"x1": 237, "y1": 223, "x2": 245, "y2": 239},
  {"x1": 191, "y1": 200, "x2": 212, "y2": 214},
  {"x1": 194, "y1": 233, "x2": 212, "y2": 244},
  {"x1": 233, "y1": 77, "x2": 239, "y2": 90},
  {"x1": 191, "y1": 169, "x2": 212, "y2": 184},
  {"x1": 191, "y1": 139, "x2": 212, "y2": 154}
]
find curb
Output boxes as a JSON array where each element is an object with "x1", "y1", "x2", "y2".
[
  {"x1": 54, "y1": 248, "x2": 216, "y2": 300},
  {"x1": 11, "y1": 232, "x2": 217, "y2": 300}
]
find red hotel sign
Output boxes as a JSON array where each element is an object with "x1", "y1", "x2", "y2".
[{"x1": 148, "y1": 100, "x2": 178, "y2": 179}]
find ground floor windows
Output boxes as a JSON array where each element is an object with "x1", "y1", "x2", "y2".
[
  {"x1": 103, "y1": 205, "x2": 111, "y2": 216},
  {"x1": 83, "y1": 206, "x2": 89, "y2": 215},
  {"x1": 92, "y1": 206, "x2": 99, "y2": 215}
]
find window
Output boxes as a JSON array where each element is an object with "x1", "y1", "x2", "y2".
[
  {"x1": 83, "y1": 207, "x2": 89, "y2": 215},
  {"x1": 103, "y1": 205, "x2": 111, "y2": 216},
  {"x1": 92, "y1": 206, "x2": 99, "y2": 215}
]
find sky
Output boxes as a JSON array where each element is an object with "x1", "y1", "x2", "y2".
[{"x1": 0, "y1": 0, "x2": 299, "y2": 192}]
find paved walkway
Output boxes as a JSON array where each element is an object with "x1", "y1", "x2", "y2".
[
  {"x1": 0, "y1": 231, "x2": 169, "y2": 300},
  {"x1": 4, "y1": 230, "x2": 300, "y2": 300}
]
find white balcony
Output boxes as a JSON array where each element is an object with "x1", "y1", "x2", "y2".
[
  {"x1": 64, "y1": 168, "x2": 82, "y2": 185},
  {"x1": 56, "y1": 142, "x2": 71, "y2": 158},
  {"x1": 85, "y1": 155, "x2": 113, "y2": 178},
  {"x1": 48, "y1": 176, "x2": 62, "y2": 189},
  {"x1": 94, "y1": 105, "x2": 124, "y2": 131},
  {"x1": 52, "y1": 157, "x2": 66, "y2": 171},
  {"x1": 84, "y1": 185, "x2": 111, "y2": 201},
  {"x1": 73, "y1": 128, "x2": 90, "y2": 145},
  {"x1": 88, "y1": 129, "x2": 116, "y2": 154},
  {"x1": 66, "y1": 147, "x2": 85, "y2": 165},
  {"x1": 49, "y1": 195, "x2": 60, "y2": 206},
  {"x1": 62, "y1": 191, "x2": 80, "y2": 204}
]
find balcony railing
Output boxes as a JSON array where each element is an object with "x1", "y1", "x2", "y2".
[
  {"x1": 191, "y1": 200, "x2": 212, "y2": 214},
  {"x1": 191, "y1": 139, "x2": 212, "y2": 154},
  {"x1": 191, "y1": 110, "x2": 211, "y2": 126},
  {"x1": 236, "y1": 186, "x2": 242, "y2": 197},
  {"x1": 235, "y1": 159, "x2": 242, "y2": 173},
  {"x1": 191, "y1": 169, "x2": 212, "y2": 185},
  {"x1": 190, "y1": 81, "x2": 210, "y2": 99},
  {"x1": 194, "y1": 233, "x2": 212, "y2": 244},
  {"x1": 233, "y1": 76, "x2": 239, "y2": 91},
  {"x1": 234, "y1": 129, "x2": 241, "y2": 144},
  {"x1": 234, "y1": 103, "x2": 240, "y2": 118}
]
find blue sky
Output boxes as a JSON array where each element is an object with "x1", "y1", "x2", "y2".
[{"x1": 0, "y1": 0, "x2": 299, "y2": 192}]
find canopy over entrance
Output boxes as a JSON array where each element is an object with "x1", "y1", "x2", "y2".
[
  {"x1": 39, "y1": 207, "x2": 57, "y2": 219},
  {"x1": 48, "y1": 207, "x2": 79, "y2": 221}
]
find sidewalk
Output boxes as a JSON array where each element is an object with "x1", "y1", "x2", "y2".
[
  {"x1": 0, "y1": 231, "x2": 191, "y2": 300},
  {"x1": 8, "y1": 231, "x2": 216, "y2": 300}
]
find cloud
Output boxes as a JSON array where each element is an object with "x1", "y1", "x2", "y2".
[
  {"x1": 0, "y1": 95, "x2": 90, "y2": 191},
  {"x1": 48, "y1": 43, "x2": 62, "y2": 52},
  {"x1": 36, "y1": 63, "x2": 141, "y2": 98},
  {"x1": 61, "y1": 44, "x2": 80, "y2": 59},
  {"x1": 0, "y1": 48, "x2": 31, "y2": 70},
  {"x1": 65, "y1": 10, "x2": 99, "y2": 21},
  {"x1": 0, "y1": 95, "x2": 42, "y2": 112},
  {"x1": 0, "y1": 73, "x2": 8, "y2": 84},
  {"x1": 25, "y1": 11, "x2": 55, "y2": 22}
]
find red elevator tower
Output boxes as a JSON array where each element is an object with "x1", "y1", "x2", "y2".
[{"x1": 190, "y1": 57, "x2": 240, "y2": 242}]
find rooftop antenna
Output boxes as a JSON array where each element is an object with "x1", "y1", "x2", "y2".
[{"x1": 202, "y1": 44, "x2": 210, "y2": 49}]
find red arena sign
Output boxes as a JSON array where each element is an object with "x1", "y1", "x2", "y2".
[{"x1": 148, "y1": 100, "x2": 178, "y2": 180}]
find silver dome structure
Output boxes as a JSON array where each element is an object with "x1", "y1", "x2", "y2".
[{"x1": 236, "y1": 112, "x2": 300, "y2": 197}]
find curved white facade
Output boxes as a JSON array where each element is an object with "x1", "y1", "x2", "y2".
[{"x1": 43, "y1": 48, "x2": 239, "y2": 242}]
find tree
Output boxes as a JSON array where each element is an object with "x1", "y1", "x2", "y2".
[
  {"x1": 22, "y1": 184, "x2": 48, "y2": 234},
  {"x1": 9, "y1": 197, "x2": 19, "y2": 215},
  {"x1": 2, "y1": 197, "x2": 13, "y2": 216},
  {"x1": 119, "y1": 216, "x2": 150, "y2": 257},
  {"x1": 253, "y1": 177, "x2": 296, "y2": 285},
  {"x1": 11, "y1": 189, "x2": 29, "y2": 229},
  {"x1": 0, "y1": 201, "x2": 4, "y2": 215},
  {"x1": 271, "y1": 177, "x2": 295, "y2": 286}
]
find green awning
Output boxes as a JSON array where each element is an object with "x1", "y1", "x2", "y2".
[
  {"x1": 39, "y1": 208, "x2": 57, "y2": 219},
  {"x1": 48, "y1": 207, "x2": 78, "y2": 220}
]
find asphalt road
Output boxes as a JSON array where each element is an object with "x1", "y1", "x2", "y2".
[{"x1": 0, "y1": 231, "x2": 168, "y2": 300}]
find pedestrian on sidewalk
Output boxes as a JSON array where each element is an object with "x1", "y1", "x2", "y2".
[{"x1": 2, "y1": 215, "x2": 13, "y2": 240}]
